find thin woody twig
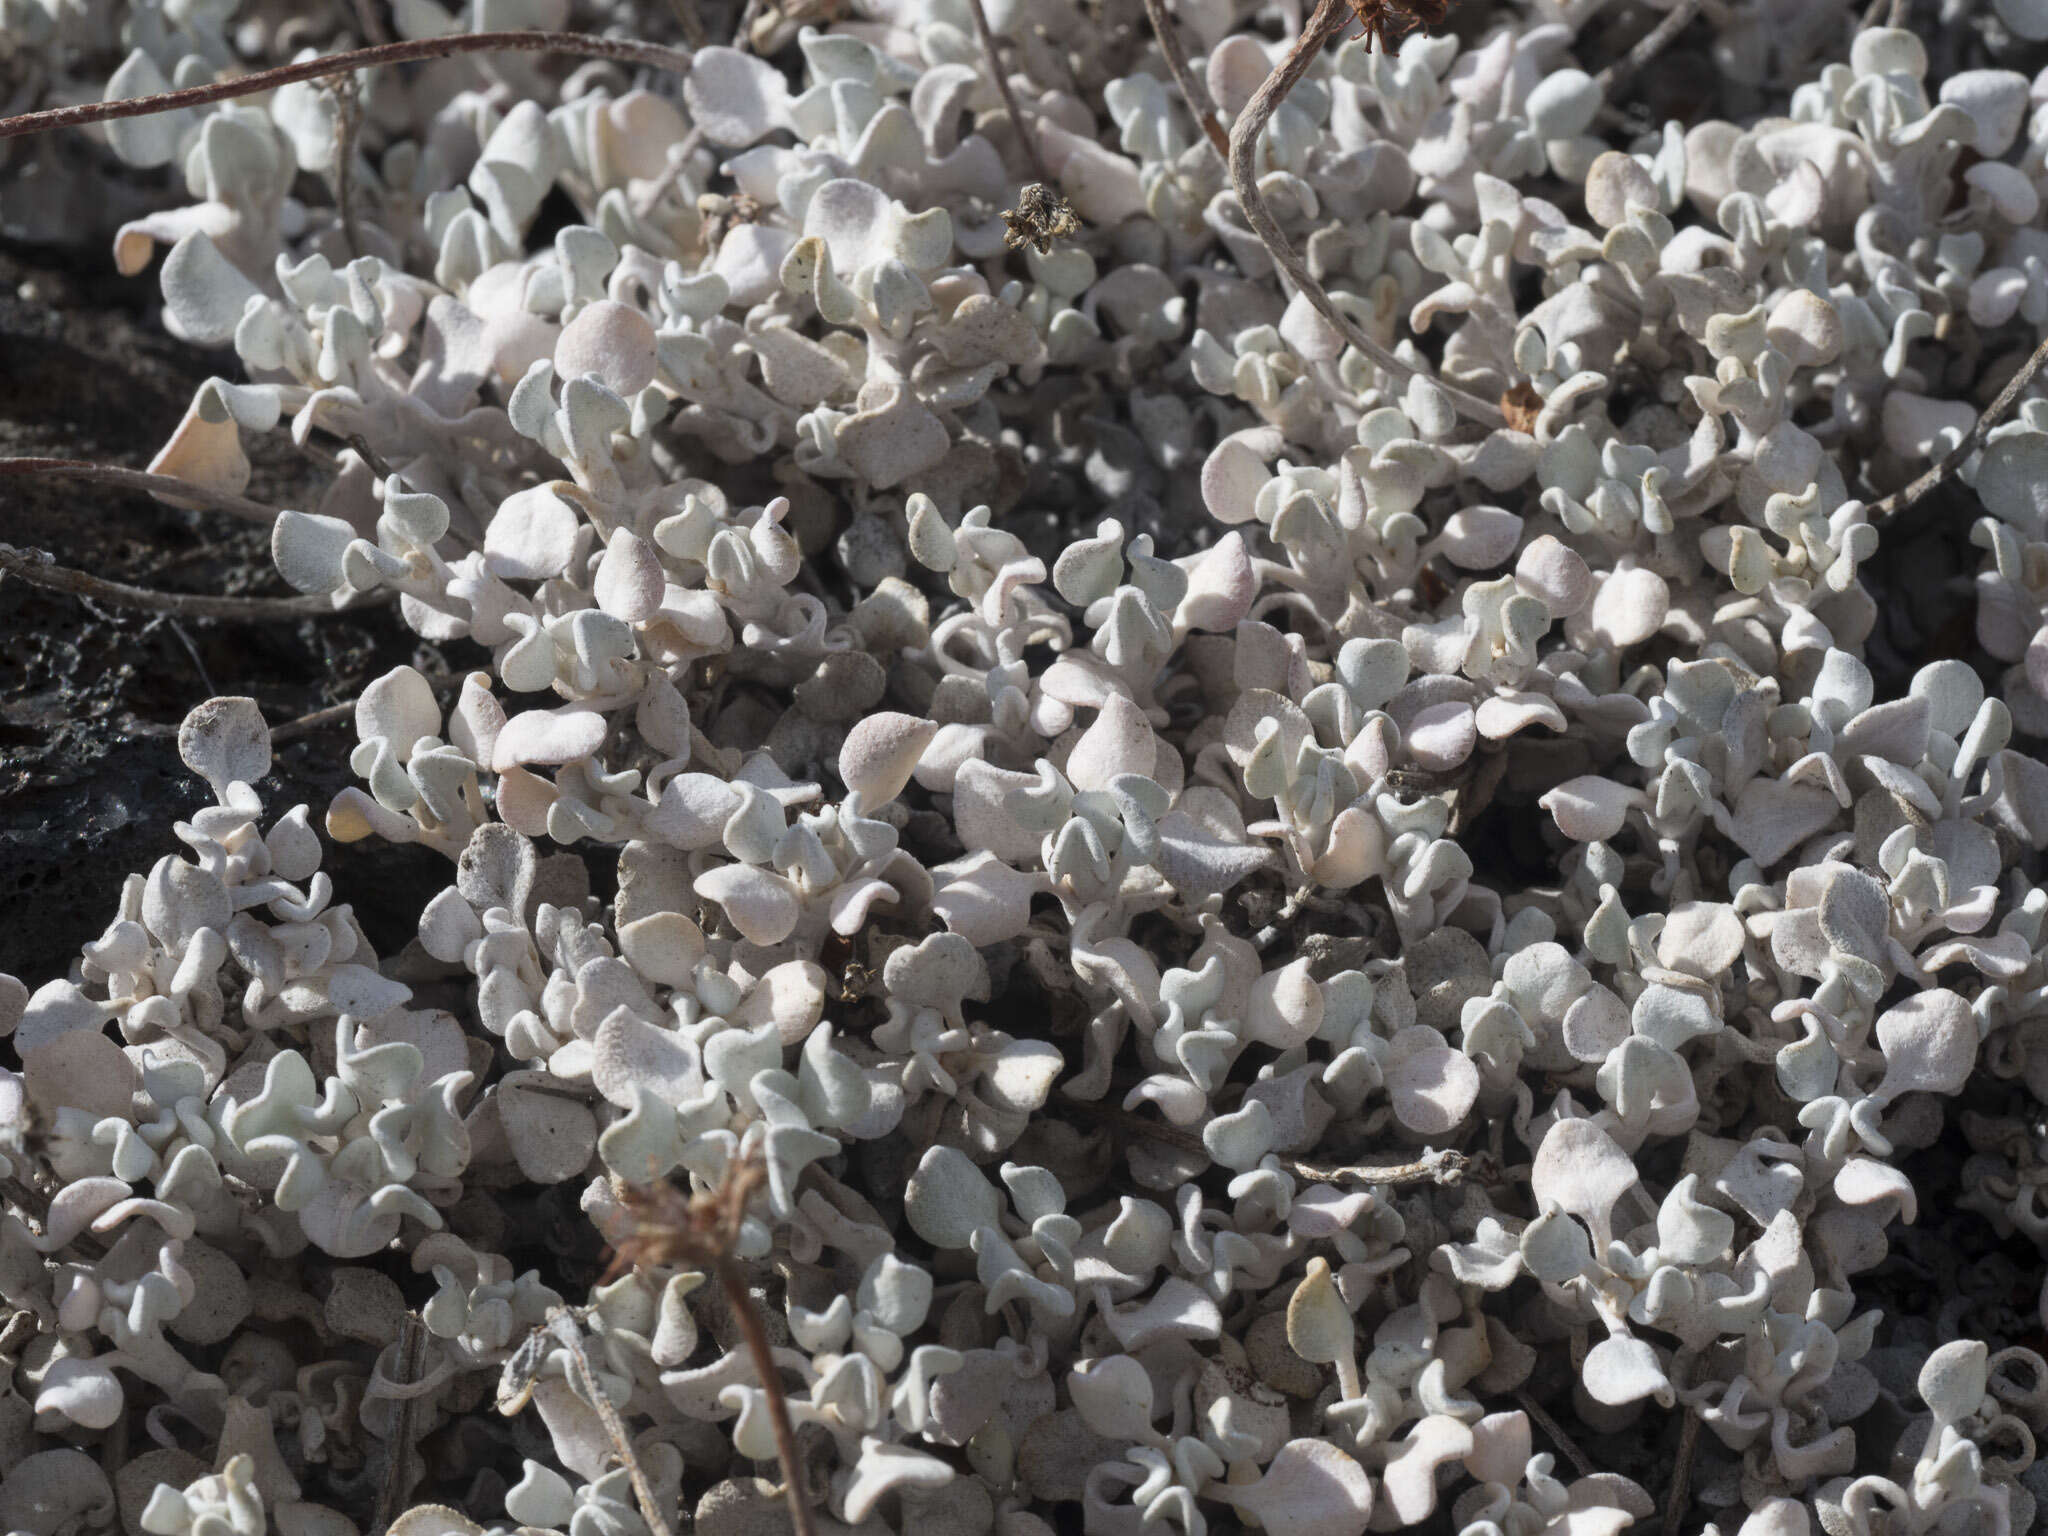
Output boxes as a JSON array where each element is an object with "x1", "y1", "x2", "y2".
[
  {"x1": 1290, "y1": 1147, "x2": 1468, "y2": 1185},
  {"x1": 667, "y1": 0, "x2": 709, "y2": 48},
  {"x1": 371, "y1": 1314, "x2": 430, "y2": 1536},
  {"x1": 0, "y1": 457, "x2": 282, "y2": 526},
  {"x1": 344, "y1": 433, "x2": 400, "y2": 482},
  {"x1": 1868, "y1": 331, "x2": 2048, "y2": 523},
  {"x1": 270, "y1": 670, "x2": 463, "y2": 743},
  {"x1": 1516, "y1": 1387, "x2": 1596, "y2": 1479},
  {"x1": 1665, "y1": 1402, "x2": 1701, "y2": 1536},
  {"x1": 603, "y1": 1168, "x2": 816, "y2": 1536},
  {"x1": 546, "y1": 1310, "x2": 678, "y2": 1536},
  {"x1": 165, "y1": 618, "x2": 219, "y2": 696},
  {"x1": 731, "y1": 0, "x2": 765, "y2": 48},
  {"x1": 0, "y1": 1310, "x2": 37, "y2": 1361},
  {"x1": 1592, "y1": 0, "x2": 1703, "y2": 96},
  {"x1": 270, "y1": 698, "x2": 357, "y2": 743},
  {"x1": 350, "y1": 0, "x2": 394, "y2": 45},
  {"x1": 1140, "y1": 0, "x2": 1228, "y2": 157},
  {"x1": 1227, "y1": 0, "x2": 1505, "y2": 428},
  {"x1": 715, "y1": 1255, "x2": 819, "y2": 1536},
  {"x1": 0, "y1": 543, "x2": 381, "y2": 621},
  {"x1": 1661, "y1": 1353, "x2": 1701, "y2": 1536},
  {"x1": 1252, "y1": 883, "x2": 1350, "y2": 949},
  {"x1": 329, "y1": 72, "x2": 364, "y2": 260},
  {"x1": 0, "y1": 32, "x2": 695, "y2": 144},
  {"x1": 0, "y1": 1177, "x2": 110, "y2": 1261},
  {"x1": 961, "y1": 0, "x2": 1048, "y2": 184},
  {"x1": 1072, "y1": 1100, "x2": 1468, "y2": 1186}
]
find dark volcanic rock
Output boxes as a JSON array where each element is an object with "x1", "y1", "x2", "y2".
[{"x1": 0, "y1": 245, "x2": 452, "y2": 979}]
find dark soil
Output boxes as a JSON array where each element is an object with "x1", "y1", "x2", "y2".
[{"x1": 0, "y1": 242, "x2": 455, "y2": 981}]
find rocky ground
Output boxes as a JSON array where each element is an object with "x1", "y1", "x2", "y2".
[{"x1": 0, "y1": 241, "x2": 448, "y2": 978}]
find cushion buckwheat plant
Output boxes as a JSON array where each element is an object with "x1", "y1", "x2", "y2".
[{"x1": 6, "y1": 2, "x2": 2048, "y2": 1536}]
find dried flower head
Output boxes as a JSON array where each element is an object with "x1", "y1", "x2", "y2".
[
  {"x1": 602, "y1": 1157, "x2": 768, "y2": 1281},
  {"x1": 697, "y1": 190, "x2": 765, "y2": 250},
  {"x1": 1002, "y1": 182, "x2": 1082, "y2": 254},
  {"x1": 1347, "y1": 0, "x2": 1453, "y2": 52},
  {"x1": 1500, "y1": 380, "x2": 1542, "y2": 433}
]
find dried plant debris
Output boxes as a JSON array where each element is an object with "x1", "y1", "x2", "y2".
[
  {"x1": 1002, "y1": 183, "x2": 1082, "y2": 254},
  {"x1": 1346, "y1": 0, "x2": 1453, "y2": 54},
  {"x1": 8, "y1": 6, "x2": 2048, "y2": 1536}
]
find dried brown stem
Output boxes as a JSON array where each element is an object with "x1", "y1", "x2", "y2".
[
  {"x1": 714, "y1": 1255, "x2": 818, "y2": 1536},
  {"x1": 350, "y1": 0, "x2": 393, "y2": 46},
  {"x1": 1227, "y1": 0, "x2": 1505, "y2": 427},
  {"x1": 961, "y1": 0, "x2": 1048, "y2": 184},
  {"x1": 271, "y1": 671, "x2": 462, "y2": 743},
  {"x1": 599, "y1": 1165, "x2": 809, "y2": 1536},
  {"x1": 1869, "y1": 331, "x2": 2048, "y2": 522},
  {"x1": 0, "y1": 32, "x2": 695, "y2": 143},
  {"x1": 1073, "y1": 1100, "x2": 1467, "y2": 1185},
  {"x1": 667, "y1": 0, "x2": 710, "y2": 48},
  {"x1": 630, "y1": 139, "x2": 700, "y2": 219},
  {"x1": 1140, "y1": 0, "x2": 1228, "y2": 157},
  {"x1": 0, "y1": 542, "x2": 375, "y2": 620},
  {"x1": 371, "y1": 1314, "x2": 430, "y2": 1536},
  {"x1": 0, "y1": 1310, "x2": 37, "y2": 1361},
  {"x1": 1251, "y1": 882, "x2": 1353, "y2": 950},
  {"x1": 548, "y1": 1310, "x2": 678, "y2": 1536},
  {"x1": 1593, "y1": 0, "x2": 1703, "y2": 96},
  {"x1": 0, "y1": 457, "x2": 281, "y2": 526},
  {"x1": 0, "y1": 1176, "x2": 109, "y2": 1261},
  {"x1": 1293, "y1": 1147, "x2": 1468, "y2": 1185},
  {"x1": 270, "y1": 671, "x2": 462, "y2": 745},
  {"x1": 1515, "y1": 1387, "x2": 1596, "y2": 1479},
  {"x1": 731, "y1": 0, "x2": 765, "y2": 49},
  {"x1": 330, "y1": 72, "x2": 364, "y2": 260},
  {"x1": 270, "y1": 699, "x2": 355, "y2": 743},
  {"x1": 344, "y1": 432, "x2": 400, "y2": 481},
  {"x1": 1664, "y1": 1402, "x2": 1701, "y2": 1536}
]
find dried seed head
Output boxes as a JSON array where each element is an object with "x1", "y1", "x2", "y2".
[
  {"x1": 1346, "y1": 0, "x2": 1455, "y2": 52},
  {"x1": 602, "y1": 1156, "x2": 767, "y2": 1282},
  {"x1": 1003, "y1": 183, "x2": 1082, "y2": 255},
  {"x1": 1500, "y1": 381, "x2": 1542, "y2": 433}
]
